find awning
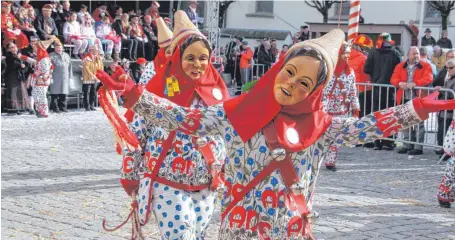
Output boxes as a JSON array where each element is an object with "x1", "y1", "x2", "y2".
[{"x1": 220, "y1": 28, "x2": 292, "y2": 40}]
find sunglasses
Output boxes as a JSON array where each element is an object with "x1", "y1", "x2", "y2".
[{"x1": 448, "y1": 66, "x2": 455, "y2": 70}]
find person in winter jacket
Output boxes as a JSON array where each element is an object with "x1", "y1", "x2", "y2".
[
  {"x1": 239, "y1": 40, "x2": 253, "y2": 85},
  {"x1": 432, "y1": 45, "x2": 447, "y2": 72},
  {"x1": 364, "y1": 32, "x2": 401, "y2": 150},
  {"x1": 422, "y1": 28, "x2": 436, "y2": 47},
  {"x1": 390, "y1": 46, "x2": 433, "y2": 155},
  {"x1": 437, "y1": 30, "x2": 453, "y2": 49}
]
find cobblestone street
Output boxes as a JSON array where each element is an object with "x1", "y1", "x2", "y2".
[{"x1": 2, "y1": 110, "x2": 455, "y2": 240}]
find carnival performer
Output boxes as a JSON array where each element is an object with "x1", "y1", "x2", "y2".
[
  {"x1": 30, "y1": 37, "x2": 59, "y2": 118},
  {"x1": 322, "y1": 43, "x2": 360, "y2": 171},
  {"x1": 100, "y1": 11, "x2": 229, "y2": 239},
  {"x1": 1, "y1": 1, "x2": 29, "y2": 49},
  {"x1": 437, "y1": 119, "x2": 455, "y2": 208},
  {"x1": 97, "y1": 29, "x2": 455, "y2": 240}
]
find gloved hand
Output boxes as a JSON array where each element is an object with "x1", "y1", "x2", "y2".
[
  {"x1": 413, "y1": 91, "x2": 455, "y2": 120},
  {"x1": 96, "y1": 70, "x2": 135, "y2": 91}
]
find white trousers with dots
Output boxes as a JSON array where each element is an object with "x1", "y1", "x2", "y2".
[{"x1": 137, "y1": 178, "x2": 217, "y2": 240}]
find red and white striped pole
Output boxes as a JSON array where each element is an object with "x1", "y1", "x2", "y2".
[{"x1": 347, "y1": 0, "x2": 361, "y2": 43}]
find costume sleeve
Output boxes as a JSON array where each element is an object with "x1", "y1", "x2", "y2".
[
  {"x1": 444, "y1": 120, "x2": 455, "y2": 156},
  {"x1": 120, "y1": 114, "x2": 148, "y2": 195},
  {"x1": 130, "y1": 91, "x2": 228, "y2": 138},
  {"x1": 348, "y1": 71, "x2": 360, "y2": 112},
  {"x1": 327, "y1": 100, "x2": 423, "y2": 147}
]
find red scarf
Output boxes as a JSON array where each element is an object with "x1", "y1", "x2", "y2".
[
  {"x1": 146, "y1": 36, "x2": 229, "y2": 106},
  {"x1": 224, "y1": 58, "x2": 332, "y2": 152}
]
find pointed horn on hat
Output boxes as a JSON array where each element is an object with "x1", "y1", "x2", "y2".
[
  {"x1": 156, "y1": 17, "x2": 173, "y2": 48},
  {"x1": 169, "y1": 10, "x2": 204, "y2": 53},
  {"x1": 286, "y1": 29, "x2": 345, "y2": 85}
]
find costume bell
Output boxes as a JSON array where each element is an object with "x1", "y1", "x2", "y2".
[
  {"x1": 98, "y1": 29, "x2": 455, "y2": 240},
  {"x1": 437, "y1": 120, "x2": 455, "y2": 208},
  {"x1": 322, "y1": 43, "x2": 360, "y2": 170},
  {"x1": 100, "y1": 11, "x2": 230, "y2": 239}
]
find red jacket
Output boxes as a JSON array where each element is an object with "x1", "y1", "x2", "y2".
[
  {"x1": 349, "y1": 49, "x2": 371, "y2": 93},
  {"x1": 390, "y1": 60, "x2": 433, "y2": 105}
]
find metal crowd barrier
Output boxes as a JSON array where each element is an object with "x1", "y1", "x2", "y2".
[{"x1": 356, "y1": 83, "x2": 454, "y2": 153}]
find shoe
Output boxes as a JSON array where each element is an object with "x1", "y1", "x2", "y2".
[
  {"x1": 397, "y1": 148, "x2": 410, "y2": 154},
  {"x1": 439, "y1": 199, "x2": 451, "y2": 208},
  {"x1": 105, "y1": 55, "x2": 113, "y2": 61},
  {"x1": 382, "y1": 144, "x2": 395, "y2": 151},
  {"x1": 374, "y1": 145, "x2": 382, "y2": 150},
  {"x1": 408, "y1": 149, "x2": 423, "y2": 155},
  {"x1": 363, "y1": 142, "x2": 374, "y2": 148},
  {"x1": 90, "y1": 106, "x2": 96, "y2": 111},
  {"x1": 72, "y1": 54, "x2": 80, "y2": 59},
  {"x1": 16, "y1": 111, "x2": 22, "y2": 115},
  {"x1": 53, "y1": 109, "x2": 61, "y2": 113},
  {"x1": 85, "y1": 106, "x2": 90, "y2": 111},
  {"x1": 325, "y1": 165, "x2": 337, "y2": 172},
  {"x1": 435, "y1": 149, "x2": 444, "y2": 155},
  {"x1": 60, "y1": 109, "x2": 68, "y2": 113},
  {"x1": 28, "y1": 109, "x2": 35, "y2": 115}
]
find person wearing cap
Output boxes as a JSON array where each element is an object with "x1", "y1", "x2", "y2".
[
  {"x1": 239, "y1": 40, "x2": 253, "y2": 85},
  {"x1": 96, "y1": 16, "x2": 122, "y2": 61},
  {"x1": 1, "y1": 2, "x2": 29, "y2": 49},
  {"x1": 63, "y1": 12, "x2": 88, "y2": 59},
  {"x1": 142, "y1": 15, "x2": 158, "y2": 61},
  {"x1": 422, "y1": 28, "x2": 436, "y2": 47},
  {"x1": 364, "y1": 32, "x2": 401, "y2": 150},
  {"x1": 97, "y1": 10, "x2": 229, "y2": 239},
  {"x1": 49, "y1": 40, "x2": 72, "y2": 113},
  {"x1": 129, "y1": 14, "x2": 147, "y2": 59},
  {"x1": 34, "y1": 4, "x2": 58, "y2": 41},
  {"x1": 322, "y1": 42, "x2": 360, "y2": 171},
  {"x1": 96, "y1": 28, "x2": 455, "y2": 239},
  {"x1": 81, "y1": 44, "x2": 104, "y2": 111}
]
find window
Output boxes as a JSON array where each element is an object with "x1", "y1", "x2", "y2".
[
  {"x1": 424, "y1": 2, "x2": 441, "y2": 23},
  {"x1": 333, "y1": 2, "x2": 350, "y2": 17},
  {"x1": 256, "y1": 1, "x2": 274, "y2": 14}
]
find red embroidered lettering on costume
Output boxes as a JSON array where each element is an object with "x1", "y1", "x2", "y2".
[
  {"x1": 122, "y1": 156, "x2": 134, "y2": 173},
  {"x1": 245, "y1": 210, "x2": 258, "y2": 231},
  {"x1": 262, "y1": 190, "x2": 278, "y2": 208},
  {"x1": 232, "y1": 184, "x2": 244, "y2": 200},
  {"x1": 172, "y1": 140, "x2": 183, "y2": 154},
  {"x1": 229, "y1": 206, "x2": 246, "y2": 228},
  {"x1": 258, "y1": 221, "x2": 272, "y2": 240},
  {"x1": 374, "y1": 108, "x2": 400, "y2": 136},
  {"x1": 287, "y1": 216, "x2": 303, "y2": 237},
  {"x1": 171, "y1": 157, "x2": 186, "y2": 173}
]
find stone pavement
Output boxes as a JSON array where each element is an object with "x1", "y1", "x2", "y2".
[{"x1": 1, "y1": 110, "x2": 454, "y2": 240}]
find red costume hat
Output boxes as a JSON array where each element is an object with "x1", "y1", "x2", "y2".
[
  {"x1": 136, "y1": 57, "x2": 147, "y2": 65},
  {"x1": 224, "y1": 29, "x2": 345, "y2": 151},
  {"x1": 146, "y1": 10, "x2": 229, "y2": 107},
  {"x1": 353, "y1": 34, "x2": 373, "y2": 49}
]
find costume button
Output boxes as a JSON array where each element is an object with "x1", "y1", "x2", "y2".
[
  {"x1": 286, "y1": 128, "x2": 299, "y2": 144},
  {"x1": 212, "y1": 88, "x2": 223, "y2": 100}
]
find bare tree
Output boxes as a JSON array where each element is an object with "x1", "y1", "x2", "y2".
[
  {"x1": 305, "y1": 0, "x2": 341, "y2": 23},
  {"x1": 219, "y1": 0, "x2": 236, "y2": 28},
  {"x1": 428, "y1": 1, "x2": 455, "y2": 30}
]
